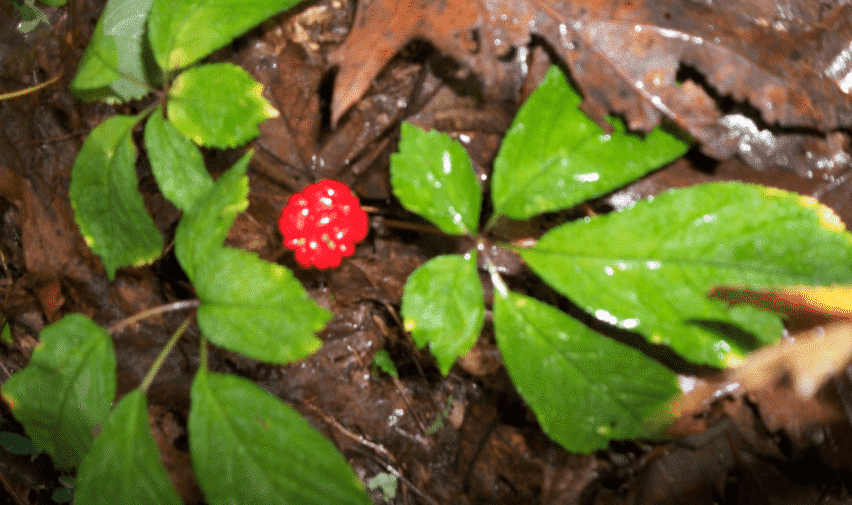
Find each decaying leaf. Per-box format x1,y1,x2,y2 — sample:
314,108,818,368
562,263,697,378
329,0,535,126
669,285,852,422
711,285,852,328
330,0,852,175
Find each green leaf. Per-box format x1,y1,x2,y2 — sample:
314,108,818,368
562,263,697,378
194,247,331,364
171,150,329,363
69,0,159,102
15,0,49,33
491,66,690,221
0,432,42,456
520,182,852,366
189,369,372,505
371,349,399,378
401,254,485,375
51,487,73,504
0,314,116,469
493,289,679,453
167,63,278,148
75,390,182,505
390,123,482,235
148,0,299,70
1,321,10,344
144,107,214,211
70,114,164,279
174,151,250,279
366,472,398,502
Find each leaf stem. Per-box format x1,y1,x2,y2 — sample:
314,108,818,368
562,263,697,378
139,313,194,393
485,257,509,299
370,215,446,235
0,74,62,101
199,335,208,371
484,213,500,232
108,299,200,333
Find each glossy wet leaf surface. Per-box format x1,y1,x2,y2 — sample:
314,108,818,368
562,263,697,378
494,290,679,453
331,0,852,175
521,182,852,366
401,253,485,375
491,66,689,221
5,0,852,503
391,123,482,235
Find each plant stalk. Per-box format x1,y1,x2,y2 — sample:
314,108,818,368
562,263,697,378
139,313,194,393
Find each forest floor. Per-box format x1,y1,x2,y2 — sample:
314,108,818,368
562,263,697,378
2,0,852,503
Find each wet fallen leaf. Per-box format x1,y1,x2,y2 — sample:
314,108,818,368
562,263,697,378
331,0,852,175
670,285,852,421
711,285,852,328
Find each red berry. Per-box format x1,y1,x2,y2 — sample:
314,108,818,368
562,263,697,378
278,180,369,269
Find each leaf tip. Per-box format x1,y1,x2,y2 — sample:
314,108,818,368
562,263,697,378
403,318,415,332
799,195,846,233
82,232,96,249
250,82,278,120
723,352,745,368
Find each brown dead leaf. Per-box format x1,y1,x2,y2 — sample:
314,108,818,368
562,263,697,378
329,0,535,125
330,0,852,175
560,2,852,174
711,285,852,328
669,285,852,425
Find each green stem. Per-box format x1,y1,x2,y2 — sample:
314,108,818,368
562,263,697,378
0,74,61,101
199,335,208,370
485,257,509,299
139,313,194,393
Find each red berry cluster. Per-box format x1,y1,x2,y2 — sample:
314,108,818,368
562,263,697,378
278,180,369,269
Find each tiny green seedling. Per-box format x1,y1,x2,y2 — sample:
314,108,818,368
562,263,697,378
0,320,11,344
371,349,400,378
366,472,398,503
424,397,454,435
14,0,51,33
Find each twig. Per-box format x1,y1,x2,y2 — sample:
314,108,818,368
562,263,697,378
0,470,28,505
302,400,396,462
303,400,439,505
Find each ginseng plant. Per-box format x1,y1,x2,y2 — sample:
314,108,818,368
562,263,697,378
390,65,852,452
